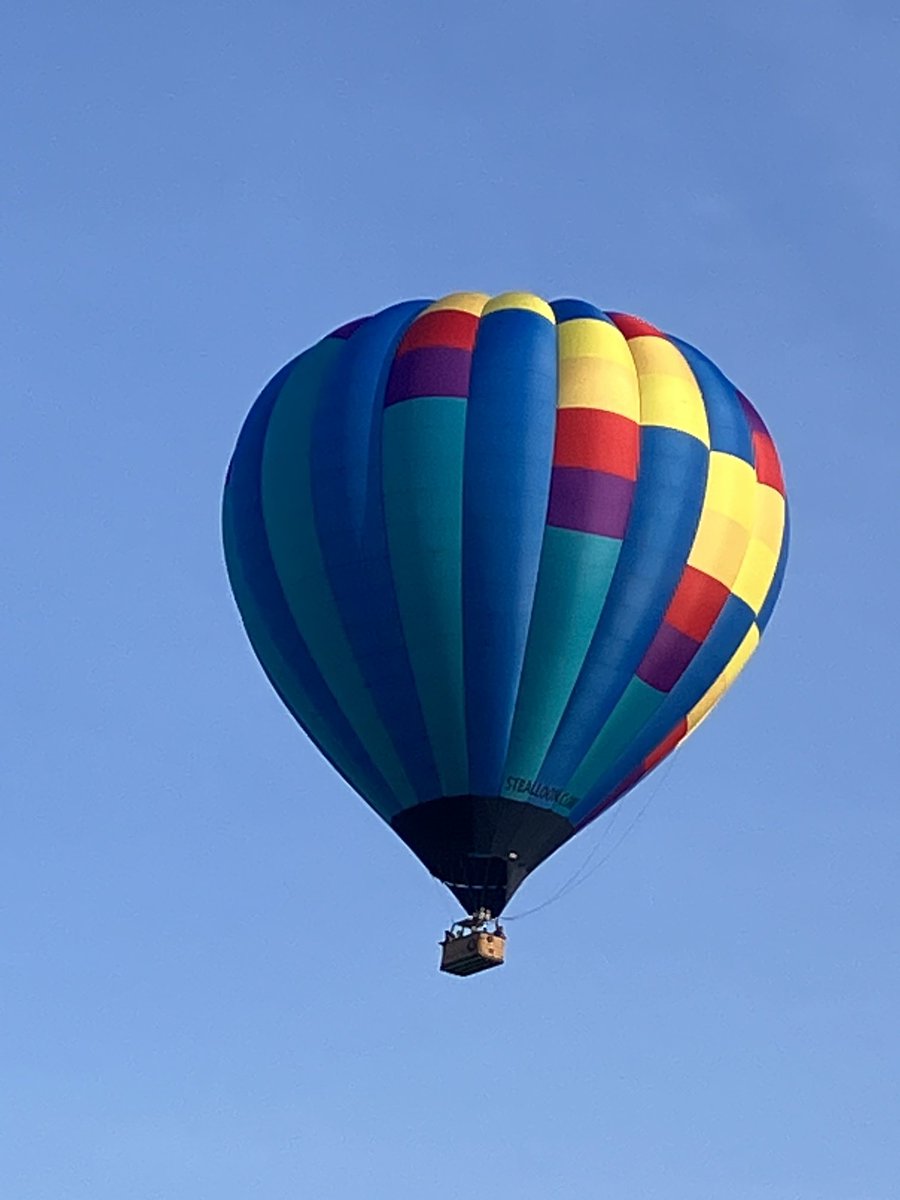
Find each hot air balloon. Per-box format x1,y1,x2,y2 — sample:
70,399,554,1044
222,292,788,975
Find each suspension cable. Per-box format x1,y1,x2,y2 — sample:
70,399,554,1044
504,757,678,922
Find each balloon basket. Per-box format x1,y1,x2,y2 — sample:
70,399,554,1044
439,911,506,977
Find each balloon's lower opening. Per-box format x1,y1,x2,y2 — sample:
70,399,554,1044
391,794,573,917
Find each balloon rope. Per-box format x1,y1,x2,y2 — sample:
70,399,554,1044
504,757,678,922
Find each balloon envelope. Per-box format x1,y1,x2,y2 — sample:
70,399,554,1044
223,292,788,915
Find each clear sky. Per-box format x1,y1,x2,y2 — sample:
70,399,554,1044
4,2,899,1198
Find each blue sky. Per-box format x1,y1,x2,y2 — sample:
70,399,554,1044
4,2,899,1197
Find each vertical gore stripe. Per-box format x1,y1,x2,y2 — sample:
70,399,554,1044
309,300,442,804
463,302,558,796
382,395,470,796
